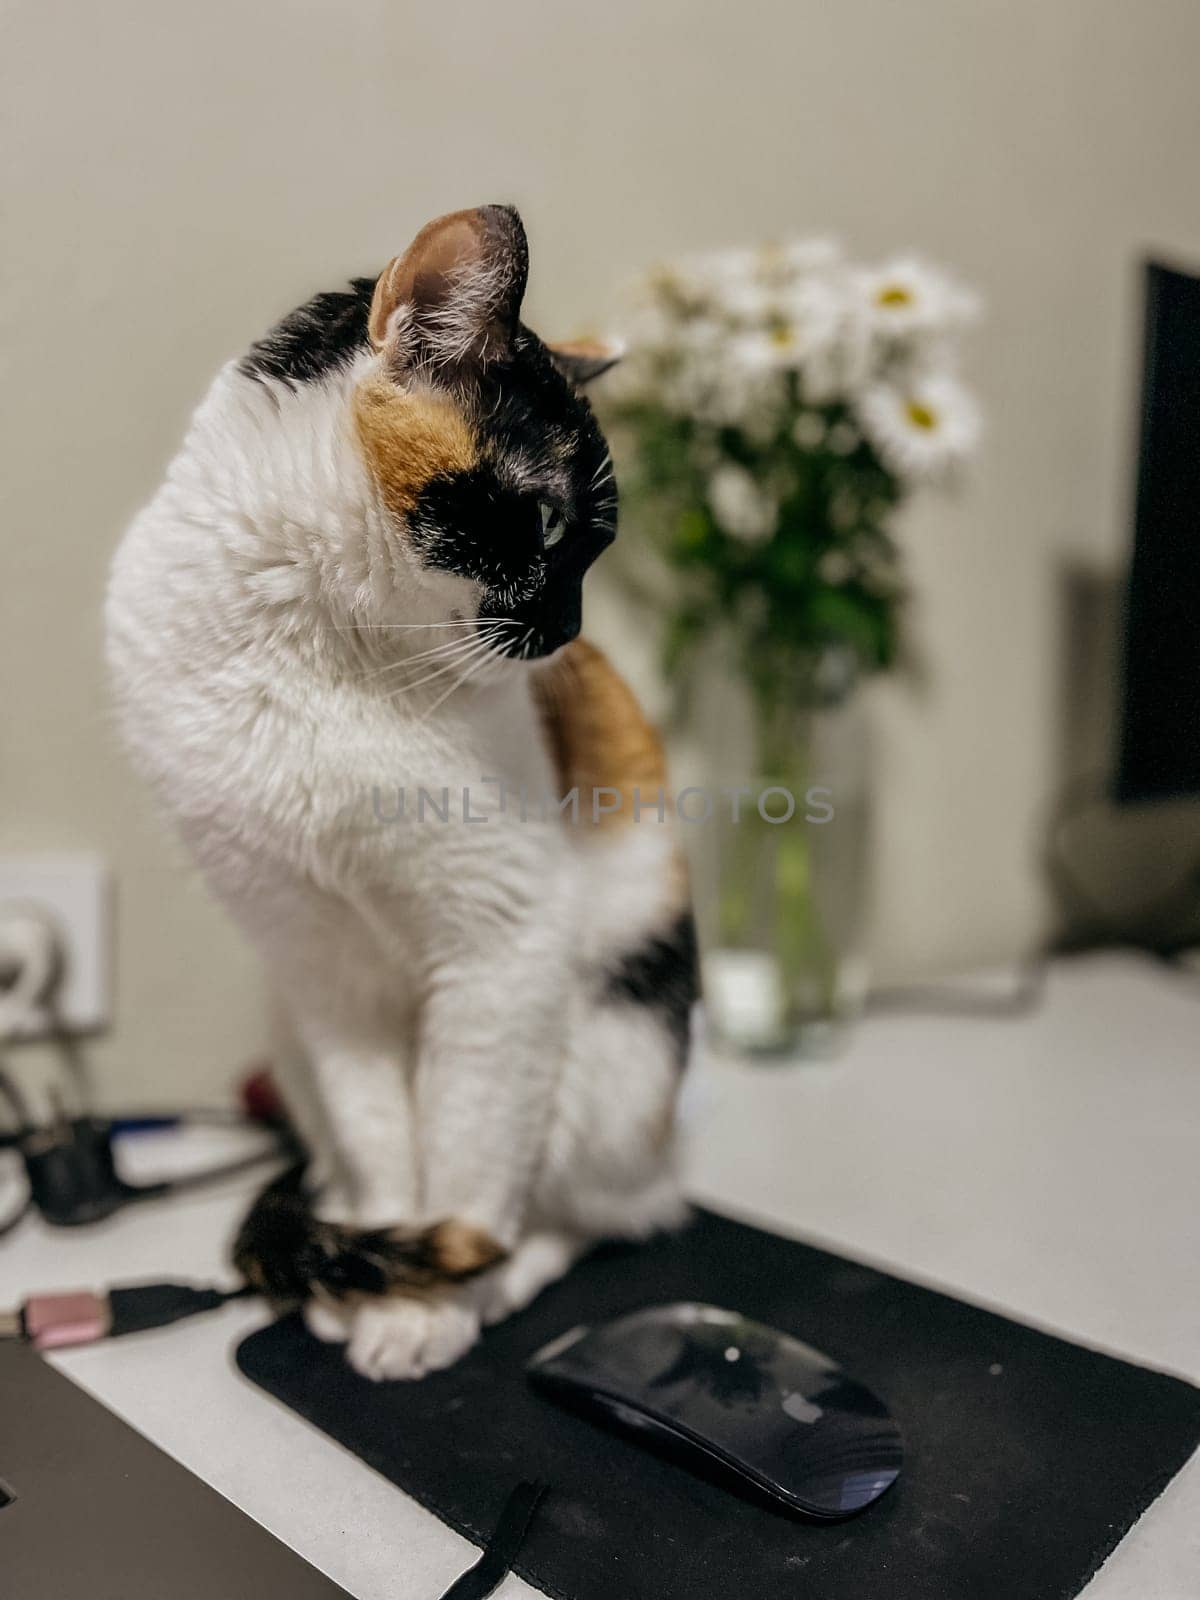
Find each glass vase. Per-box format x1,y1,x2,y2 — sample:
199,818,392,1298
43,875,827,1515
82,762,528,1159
689,656,872,1058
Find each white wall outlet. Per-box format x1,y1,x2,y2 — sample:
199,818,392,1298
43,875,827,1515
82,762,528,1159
0,854,113,1037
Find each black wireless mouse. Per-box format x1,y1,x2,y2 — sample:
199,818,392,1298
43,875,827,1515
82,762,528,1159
527,1302,903,1519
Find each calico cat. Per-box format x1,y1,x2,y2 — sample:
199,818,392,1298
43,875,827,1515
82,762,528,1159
106,206,697,1379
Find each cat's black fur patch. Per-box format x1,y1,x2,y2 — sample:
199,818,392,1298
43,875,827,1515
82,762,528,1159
603,912,699,1067
233,1164,500,1302
409,465,544,599
239,277,376,387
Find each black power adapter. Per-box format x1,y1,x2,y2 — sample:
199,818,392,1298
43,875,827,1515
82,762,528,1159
19,1114,169,1226
0,1071,298,1236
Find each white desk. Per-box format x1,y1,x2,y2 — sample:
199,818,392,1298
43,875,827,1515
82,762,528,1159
2,953,1197,1598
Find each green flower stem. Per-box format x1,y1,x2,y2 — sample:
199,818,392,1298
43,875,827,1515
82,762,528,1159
756,699,839,1025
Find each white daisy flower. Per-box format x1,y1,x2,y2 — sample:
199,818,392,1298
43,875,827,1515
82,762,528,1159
727,327,789,372
782,275,874,402
707,463,776,543
656,342,771,430
724,275,848,377
790,276,856,373
853,256,980,339
715,277,775,323
673,247,761,308
681,240,840,312
858,374,981,479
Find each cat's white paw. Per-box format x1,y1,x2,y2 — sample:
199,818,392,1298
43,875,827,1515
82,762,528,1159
347,1295,481,1381
304,1296,352,1344
477,1230,580,1326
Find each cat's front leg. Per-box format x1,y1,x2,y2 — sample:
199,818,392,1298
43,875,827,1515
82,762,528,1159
218,869,438,1306
299,1024,420,1230
342,906,572,1380
417,914,572,1247
234,1026,422,1314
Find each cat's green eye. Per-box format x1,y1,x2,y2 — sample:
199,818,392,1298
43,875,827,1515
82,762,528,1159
540,501,566,550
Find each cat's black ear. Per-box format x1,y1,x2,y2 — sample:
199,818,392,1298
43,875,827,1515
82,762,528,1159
549,337,624,387
369,205,528,369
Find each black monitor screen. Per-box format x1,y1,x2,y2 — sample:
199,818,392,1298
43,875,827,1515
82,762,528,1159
1114,261,1200,805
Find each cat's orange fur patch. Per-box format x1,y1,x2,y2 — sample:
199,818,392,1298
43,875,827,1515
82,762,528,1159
352,375,477,520
534,638,670,831
548,336,616,365
423,1219,506,1278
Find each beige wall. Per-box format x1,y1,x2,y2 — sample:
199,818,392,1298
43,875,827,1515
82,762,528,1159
3,0,1199,1101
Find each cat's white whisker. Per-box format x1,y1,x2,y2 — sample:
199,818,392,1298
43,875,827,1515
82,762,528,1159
370,646,485,688
344,618,515,632
364,625,511,681
418,638,503,720
383,636,498,701
379,635,492,695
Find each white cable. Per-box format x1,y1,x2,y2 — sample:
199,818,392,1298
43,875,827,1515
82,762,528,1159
0,904,63,1040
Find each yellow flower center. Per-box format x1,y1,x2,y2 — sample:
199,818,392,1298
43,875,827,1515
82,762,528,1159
905,399,939,431
770,324,795,349
877,284,914,308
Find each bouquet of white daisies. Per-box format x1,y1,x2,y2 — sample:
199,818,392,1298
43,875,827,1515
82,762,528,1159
601,240,981,708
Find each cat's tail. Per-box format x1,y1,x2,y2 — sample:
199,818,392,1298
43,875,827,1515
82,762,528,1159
233,1164,506,1303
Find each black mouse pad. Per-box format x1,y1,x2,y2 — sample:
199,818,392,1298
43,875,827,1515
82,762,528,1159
236,1208,1200,1600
